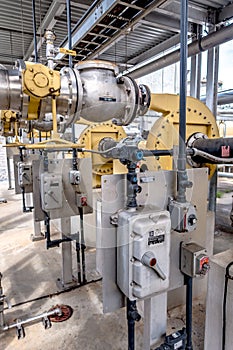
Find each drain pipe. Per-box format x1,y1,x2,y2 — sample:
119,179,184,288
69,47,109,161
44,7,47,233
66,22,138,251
179,2,193,349
125,161,141,350
66,0,85,285
32,0,38,63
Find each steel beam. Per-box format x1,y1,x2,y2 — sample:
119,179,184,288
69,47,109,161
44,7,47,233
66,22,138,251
55,0,120,62
153,0,211,25
218,2,233,22
24,0,66,61
142,12,192,33
128,33,181,65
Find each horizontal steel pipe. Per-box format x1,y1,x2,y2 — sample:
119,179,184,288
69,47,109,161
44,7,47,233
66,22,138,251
126,23,233,79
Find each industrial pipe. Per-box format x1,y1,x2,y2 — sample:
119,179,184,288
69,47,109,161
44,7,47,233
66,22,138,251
79,206,87,284
0,60,150,128
66,0,72,68
177,0,189,204
185,275,193,350
32,0,38,63
125,23,233,79
202,89,233,106
127,299,141,350
218,172,233,178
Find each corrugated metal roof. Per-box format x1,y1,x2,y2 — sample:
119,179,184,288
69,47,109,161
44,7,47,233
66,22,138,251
0,0,232,68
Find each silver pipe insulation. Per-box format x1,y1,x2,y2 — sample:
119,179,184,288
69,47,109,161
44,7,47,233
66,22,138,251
125,23,233,79
218,172,233,178
202,90,233,106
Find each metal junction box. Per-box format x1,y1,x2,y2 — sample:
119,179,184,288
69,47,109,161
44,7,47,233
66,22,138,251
18,162,33,187
40,173,63,211
33,158,93,221
117,206,171,300
180,242,209,277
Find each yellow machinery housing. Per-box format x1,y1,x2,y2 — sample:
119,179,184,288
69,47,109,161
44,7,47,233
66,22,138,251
145,93,219,177
78,122,127,187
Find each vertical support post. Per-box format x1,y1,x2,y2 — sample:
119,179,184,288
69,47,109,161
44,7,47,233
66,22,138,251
206,32,219,212
177,0,189,204
66,0,73,68
190,24,202,98
31,212,44,241
60,217,74,287
143,294,167,349
206,48,215,112
32,0,38,63
190,54,197,97
6,145,13,190
196,52,202,100
196,25,203,100
51,96,58,138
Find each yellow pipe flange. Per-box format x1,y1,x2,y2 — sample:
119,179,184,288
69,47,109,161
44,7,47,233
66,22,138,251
146,93,219,177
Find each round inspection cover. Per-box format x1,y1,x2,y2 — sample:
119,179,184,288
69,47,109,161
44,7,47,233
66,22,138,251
49,304,73,323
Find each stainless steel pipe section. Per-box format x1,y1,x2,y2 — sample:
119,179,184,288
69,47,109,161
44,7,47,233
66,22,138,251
0,60,150,128
0,68,22,111
75,60,150,125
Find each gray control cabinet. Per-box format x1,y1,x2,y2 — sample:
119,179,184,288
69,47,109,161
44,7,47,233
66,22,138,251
117,206,171,300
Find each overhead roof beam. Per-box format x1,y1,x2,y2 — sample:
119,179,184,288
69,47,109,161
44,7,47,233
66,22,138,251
118,1,144,11
218,3,233,22
70,1,91,10
153,0,210,25
127,33,181,65
142,12,193,33
24,0,66,61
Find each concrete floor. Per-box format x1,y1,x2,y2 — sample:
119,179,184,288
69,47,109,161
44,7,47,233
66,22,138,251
0,178,233,350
